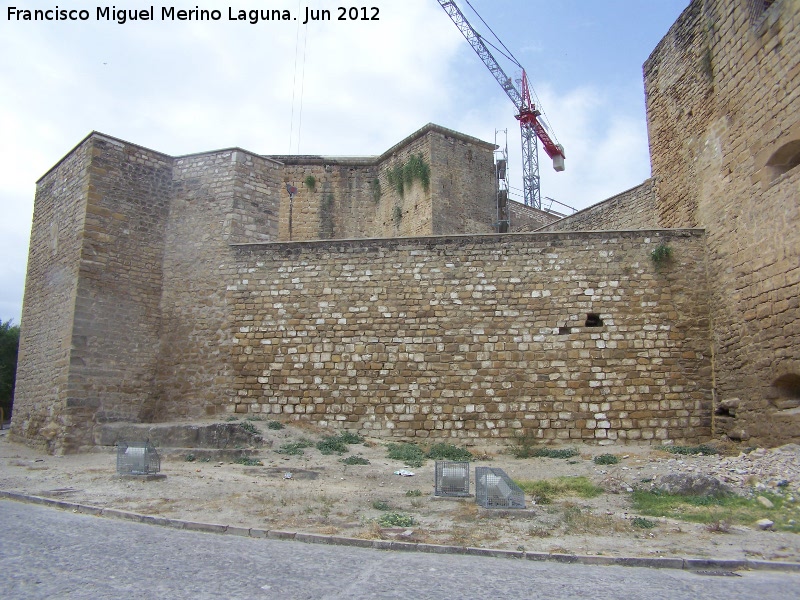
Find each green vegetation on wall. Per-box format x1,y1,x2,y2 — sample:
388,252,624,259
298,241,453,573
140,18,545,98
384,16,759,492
304,175,317,192
386,153,430,197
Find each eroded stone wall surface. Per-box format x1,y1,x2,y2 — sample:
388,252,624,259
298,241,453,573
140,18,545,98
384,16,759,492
228,230,712,444
11,139,92,452
644,0,800,445
155,150,282,423
541,180,659,233
273,125,497,242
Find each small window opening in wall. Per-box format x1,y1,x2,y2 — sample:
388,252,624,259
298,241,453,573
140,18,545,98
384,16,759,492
585,313,603,328
774,374,800,399
766,140,800,181
558,326,571,335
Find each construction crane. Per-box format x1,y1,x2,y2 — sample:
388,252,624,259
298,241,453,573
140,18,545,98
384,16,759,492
436,0,565,210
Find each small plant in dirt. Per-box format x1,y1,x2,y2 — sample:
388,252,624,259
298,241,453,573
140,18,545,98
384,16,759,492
246,416,265,422
531,447,580,459
657,444,719,456
225,416,239,422
317,432,364,455
372,500,391,511
239,421,259,435
185,454,196,462
235,457,263,467
342,455,370,465
405,489,423,497
426,443,473,462
593,454,620,465
386,442,426,467
276,439,314,456
632,517,658,529
378,512,415,528
267,420,284,430
508,430,538,458
705,519,732,533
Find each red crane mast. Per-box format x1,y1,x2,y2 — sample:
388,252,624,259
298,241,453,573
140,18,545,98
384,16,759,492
436,0,565,210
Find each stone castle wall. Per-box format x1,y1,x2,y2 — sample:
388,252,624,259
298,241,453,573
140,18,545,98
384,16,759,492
155,149,282,423
12,139,92,452
228,230,712,444
541,180,658,233
273,125,498,242
644,0,800,444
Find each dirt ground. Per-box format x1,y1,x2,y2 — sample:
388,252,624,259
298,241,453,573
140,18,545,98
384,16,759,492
2,421,799,562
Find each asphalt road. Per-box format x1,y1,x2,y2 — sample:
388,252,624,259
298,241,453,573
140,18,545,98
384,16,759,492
2,499,799,599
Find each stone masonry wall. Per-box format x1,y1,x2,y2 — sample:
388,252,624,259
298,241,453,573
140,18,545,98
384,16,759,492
645,0,800,445
64,136,172,451
273,125,497,242
508,200,562,232
155,149,282,423
227,229,712,445
11,138,92,452
541,180,659,232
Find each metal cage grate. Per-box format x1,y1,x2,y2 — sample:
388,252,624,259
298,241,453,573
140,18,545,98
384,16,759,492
434,461,471,497
116,441,161,476
475,467,525,509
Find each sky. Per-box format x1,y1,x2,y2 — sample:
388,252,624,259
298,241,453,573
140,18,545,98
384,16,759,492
0,0,690,323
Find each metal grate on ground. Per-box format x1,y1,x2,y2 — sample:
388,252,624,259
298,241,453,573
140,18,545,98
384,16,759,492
434,461,471,497
475,466,525,509
116,441,161,476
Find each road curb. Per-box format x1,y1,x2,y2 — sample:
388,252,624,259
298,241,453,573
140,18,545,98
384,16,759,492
2,489,798,573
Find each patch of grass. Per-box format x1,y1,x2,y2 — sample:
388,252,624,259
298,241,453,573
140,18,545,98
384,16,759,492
317,432,364,455
631,490,800,532
246,416,265,422
516,477,603,505
341,455,370,465
372,500,391,511
405,489,423,497
275,439,314,456
225,416,239,422
632,517,658,529
386,443,426,467
185,454,196,462
337,431,364,444
378,512,415,528
234,456,263,466
657,444,719,456
593,454,619,465
426,443,473,462
267,420,284,430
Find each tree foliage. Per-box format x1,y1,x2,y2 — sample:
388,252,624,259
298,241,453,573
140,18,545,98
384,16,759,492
0,319,20,419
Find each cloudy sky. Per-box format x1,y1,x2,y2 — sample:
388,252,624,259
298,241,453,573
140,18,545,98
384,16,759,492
0,0,689,323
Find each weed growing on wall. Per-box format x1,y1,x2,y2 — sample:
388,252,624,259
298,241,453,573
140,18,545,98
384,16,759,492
386,154,430,197
304,175,317,192
650,243,673,268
